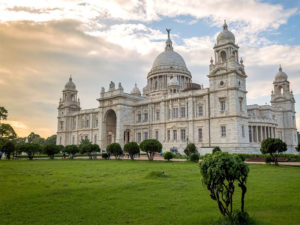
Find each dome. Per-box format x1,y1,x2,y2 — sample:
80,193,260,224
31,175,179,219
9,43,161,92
64,77,76,90
275,65,288,81
168,77,179,87
130,83,141,96
217,21,235,45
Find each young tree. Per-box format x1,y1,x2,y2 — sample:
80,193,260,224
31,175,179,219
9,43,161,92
163,152,174,161
65,145,79,159
2,140,15,159
184,143,197,158
79,140,93,159
43,144,59,159
261,138,287,165
200,152,249,217
212,146,222,154
106,143,123,159
124,142,140,160
140,139,162,161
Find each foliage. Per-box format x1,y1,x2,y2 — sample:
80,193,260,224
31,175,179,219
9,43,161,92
0,123,17,140
106,143,123,159
212,146,222,154
1,140,15,159
0,106,8,121
79,140,99,159
200,152,249,217
296,143,300,153
65,145,79,159
139,139,162,161
43,144,60,159
190,153,200,162
102,152,109,159
45,135,57,145
27,132,45,145
215,211,256,225
16,143,40,159
261,138,287,165
124,142,140,160
264,155,272,164
91,144,100,159
184,143,197,158
163,152,174,161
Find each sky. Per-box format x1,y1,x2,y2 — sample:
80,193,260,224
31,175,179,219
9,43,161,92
0,0,300,138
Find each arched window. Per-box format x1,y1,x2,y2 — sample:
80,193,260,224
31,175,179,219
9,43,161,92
221,51,227,63
233,51,238,62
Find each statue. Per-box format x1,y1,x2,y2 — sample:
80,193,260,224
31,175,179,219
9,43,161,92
166,28,171,40
109,81,115,91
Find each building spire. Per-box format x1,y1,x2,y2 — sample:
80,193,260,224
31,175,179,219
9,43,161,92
165,28,173,51
279,64,282,72
223,20,228,30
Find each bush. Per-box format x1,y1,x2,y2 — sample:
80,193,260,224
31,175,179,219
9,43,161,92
124,142,140,160
212,146,222,154
140,139,162,161
43,144,60,159
102,153,109,160
261,138,287,165
200,152,249,217
190,153,200,162
184,143,197,158
106,143,123,159
65,145,79,159
163,152,174,161
265,155,272,164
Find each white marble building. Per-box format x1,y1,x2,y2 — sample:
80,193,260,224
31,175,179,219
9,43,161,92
57,22,298,154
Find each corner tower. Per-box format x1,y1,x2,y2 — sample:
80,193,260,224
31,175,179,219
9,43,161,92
208,21,249,152
271,66,297,152
57,76,81,145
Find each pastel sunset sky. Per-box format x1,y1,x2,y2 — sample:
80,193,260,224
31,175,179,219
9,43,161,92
0,0,300,138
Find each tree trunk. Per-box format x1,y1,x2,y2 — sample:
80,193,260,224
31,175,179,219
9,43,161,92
240,183,247,212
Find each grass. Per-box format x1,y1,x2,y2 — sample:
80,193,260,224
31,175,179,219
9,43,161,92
0,160,299,225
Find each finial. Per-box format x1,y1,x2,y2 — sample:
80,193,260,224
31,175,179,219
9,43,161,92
279,64,282,72
69,74,72,81
210,57,213,64
165,28,173,51
166,28,171,39
240,57,243,64
223,20,228,30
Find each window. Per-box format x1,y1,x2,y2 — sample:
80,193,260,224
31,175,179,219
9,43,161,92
180,129,186,141
221,126,226,137
249,126,252,142
156,111,160,121
95,119,98,127
239,98,243,112
198,106,203,116
155,131,159,140
167,130,170,141
173,130,177,141
86,120,89,128
220,100,225,111
173,108,178,118
221,51,226,63
85,135,88,140
144,113,148,122
180,107,185,118
198,128,203,142
137,132,141,142
168,109,171,119
94,135,97,144
60,121,64,130
242,125,245,138
59,136,62,145
253,126,257,142
144,132,148,140
137,113,141,122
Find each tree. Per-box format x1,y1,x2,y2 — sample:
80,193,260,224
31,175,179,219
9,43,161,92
184,143,197,158
2,140,15,159
106,143,123,159
16,143,40,160
43,144,59,159
140,139,162,161
200,152,249,217
0,106,8,121
0,124,17,139
45,135,57,145
65,145,79,159
163,152,174,161
190,153,200,162
124,142,140,160
212,146,222,154
91,144,100,159
79,140,94,159
27,132,45,145
261,138,287,165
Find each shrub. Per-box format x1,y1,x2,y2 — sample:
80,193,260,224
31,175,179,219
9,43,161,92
124,142,140,160
106,143,123,159
184,143,197,158
190,153,200,162
200,152,249,217
212,146,222,154
65,145,79,159
163,152,174,161
102,152,109,160
261,138,287,165
140,139,162,161
43,144,60,159
264,155,272,164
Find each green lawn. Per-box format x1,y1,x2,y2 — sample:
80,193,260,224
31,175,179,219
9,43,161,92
0,160,299,225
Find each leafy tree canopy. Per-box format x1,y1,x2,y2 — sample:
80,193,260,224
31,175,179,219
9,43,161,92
0,106,8,121
140,139,162,161
184,143,197,157
124,142,140,160
261,138,287,165
45,135,57,145
106,143,123,159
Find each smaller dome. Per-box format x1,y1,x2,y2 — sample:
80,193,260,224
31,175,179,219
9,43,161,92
217,21,235,45
65,76,76,90
168,77,179,87
130,83,141,96
275,65,288,81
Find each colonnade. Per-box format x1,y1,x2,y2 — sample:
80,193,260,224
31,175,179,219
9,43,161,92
248,125,276,143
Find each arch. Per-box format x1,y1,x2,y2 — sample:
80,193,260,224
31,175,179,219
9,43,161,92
233,50,238,62
105,109,117,146
221,51,227,63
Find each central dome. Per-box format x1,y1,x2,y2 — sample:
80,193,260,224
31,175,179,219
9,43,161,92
152,50,187,71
